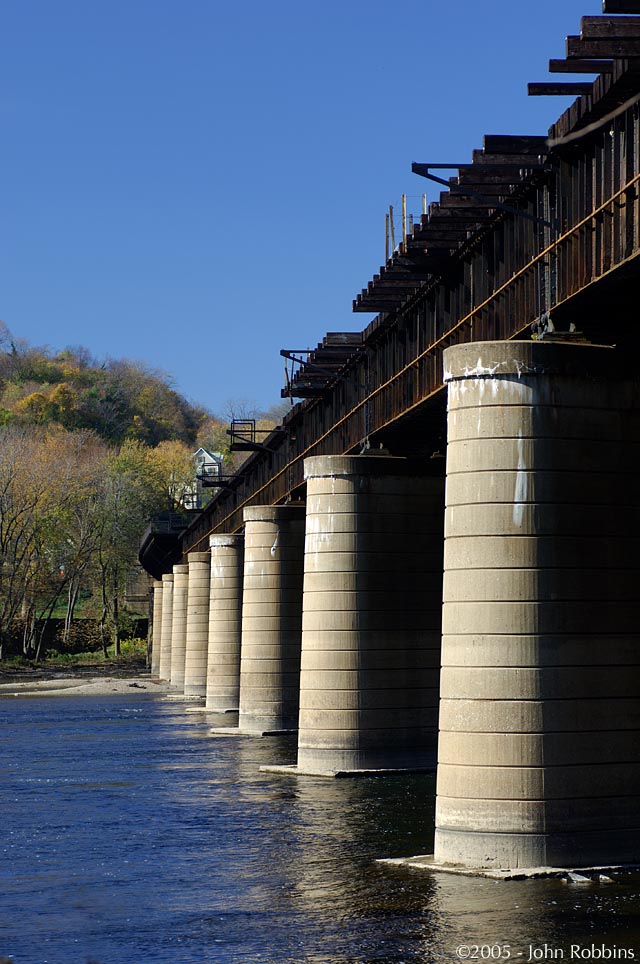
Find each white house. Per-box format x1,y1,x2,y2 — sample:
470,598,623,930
183,448,224,510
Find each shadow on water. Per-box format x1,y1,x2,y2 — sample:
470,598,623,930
1,694,639,964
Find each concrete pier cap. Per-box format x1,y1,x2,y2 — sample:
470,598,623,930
263,453,445,778
390,338,640,877
233,503,306,736
206,533,244,712
442,337,619,382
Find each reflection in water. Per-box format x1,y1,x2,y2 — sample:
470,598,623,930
282,776,438,955
0,694,639,964
426,870,640,960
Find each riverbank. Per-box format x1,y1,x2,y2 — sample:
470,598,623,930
0,664,171,698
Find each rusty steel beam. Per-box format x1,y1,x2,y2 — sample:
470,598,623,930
601,1,640,15
602,0,640,13
549,58,614,73
528,82,594,95
482,134,549,154
567,34,640,56
582,15,640,37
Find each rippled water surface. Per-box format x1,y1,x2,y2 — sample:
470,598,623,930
1,693,640,964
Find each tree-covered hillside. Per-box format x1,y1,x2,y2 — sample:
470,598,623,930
0,323,287,661
0,322,208,446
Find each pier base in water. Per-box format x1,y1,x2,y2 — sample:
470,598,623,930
260,763,435,779
210,726,297,737
377,854,640,881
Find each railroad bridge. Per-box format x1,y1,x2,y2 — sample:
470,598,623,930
172,3,640,548
142,4,640,876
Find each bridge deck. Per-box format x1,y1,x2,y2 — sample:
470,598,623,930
181,9,640,554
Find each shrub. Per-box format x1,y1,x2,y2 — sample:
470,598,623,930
55,620,103,655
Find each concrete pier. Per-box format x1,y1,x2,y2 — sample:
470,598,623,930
206,534,244,712
432,339,640,871
169,563,189,691
150,579,163,677
158,574,174,681
295,454,445,774
288,455,444,774
184,551,211,698
237,504,306,734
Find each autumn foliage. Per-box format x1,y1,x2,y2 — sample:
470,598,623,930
0,335,190,658
0,325,289,659
0,326,208,446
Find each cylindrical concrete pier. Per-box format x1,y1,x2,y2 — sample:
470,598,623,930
239,504,306,734
150,579,163,678
169,563,189,691
297,455,445,772
206,534,244,712
158,574,174,681
435,339,640,870
184,551,211,697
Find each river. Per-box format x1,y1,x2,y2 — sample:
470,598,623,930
1,692,639,964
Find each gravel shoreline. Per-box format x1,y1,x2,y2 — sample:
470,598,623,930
0,674,171,698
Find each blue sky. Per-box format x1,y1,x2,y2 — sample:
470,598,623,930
2,0,599,415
